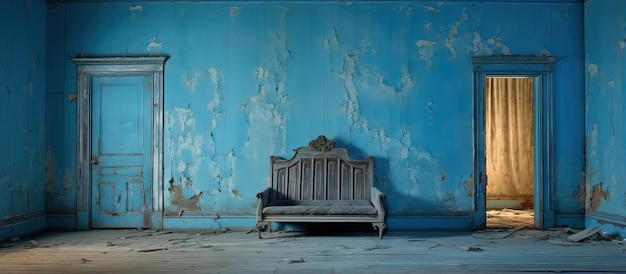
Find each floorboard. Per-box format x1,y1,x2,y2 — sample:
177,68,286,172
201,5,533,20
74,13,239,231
0,228,624,273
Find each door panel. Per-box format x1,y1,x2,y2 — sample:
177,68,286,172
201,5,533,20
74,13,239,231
92,75,152,228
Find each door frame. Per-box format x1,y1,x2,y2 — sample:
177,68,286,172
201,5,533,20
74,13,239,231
73,57,167,230
471,55,555,229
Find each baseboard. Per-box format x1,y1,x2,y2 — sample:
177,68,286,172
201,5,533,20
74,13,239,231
47,212,77,230
162,210,256,230
386,211,474,230
554,211,585,229
585,211,626,237
0,211,47,242
162,210,475,230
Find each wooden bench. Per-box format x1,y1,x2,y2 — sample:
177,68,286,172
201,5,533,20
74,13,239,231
256,136,386,239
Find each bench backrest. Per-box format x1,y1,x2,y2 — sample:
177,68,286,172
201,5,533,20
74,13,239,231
269,144,374,201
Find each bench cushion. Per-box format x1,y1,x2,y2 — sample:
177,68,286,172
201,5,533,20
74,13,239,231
263,200,377,215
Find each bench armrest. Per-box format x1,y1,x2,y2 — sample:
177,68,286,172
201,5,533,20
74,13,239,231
256,187,272,220
370,187,386,218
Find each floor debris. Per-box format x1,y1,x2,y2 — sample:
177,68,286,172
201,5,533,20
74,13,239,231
284,257,305,264
137,247,168,253
567,225,601,242
487,208,534,228
428,242,484,252
1,229,625,272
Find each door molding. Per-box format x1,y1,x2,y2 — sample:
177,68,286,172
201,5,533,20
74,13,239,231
73,57,167,230
471,55,555,229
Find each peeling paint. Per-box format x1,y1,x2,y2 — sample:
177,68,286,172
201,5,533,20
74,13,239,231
587,63,598,80
444,9,468,59
436,190,456,209
167,106,204,200
204,67,238,197
128,4,143,13
471,30,511,56
231,189,243,199
590,183,609,211
229,6,241,19
147,36,162,56
425,101,434,119
535,41,551,56
206,67,223,139
182,70,199,92
421,4,441,15
415,40,437,67
395,6,413,17
240,8,290,160
170,184,200,211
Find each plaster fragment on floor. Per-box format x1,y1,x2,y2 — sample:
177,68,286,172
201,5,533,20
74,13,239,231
567,225,601,242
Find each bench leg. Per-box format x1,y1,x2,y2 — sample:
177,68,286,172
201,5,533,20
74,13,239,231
372,223,386,239
256,221,270,239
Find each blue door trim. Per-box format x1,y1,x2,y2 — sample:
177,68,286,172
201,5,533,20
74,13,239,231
471,56,555,230
73,57,167,230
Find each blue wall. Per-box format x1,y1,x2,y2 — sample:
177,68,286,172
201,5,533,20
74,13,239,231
584,0,626,237
45,1,585,230
0,0,47,241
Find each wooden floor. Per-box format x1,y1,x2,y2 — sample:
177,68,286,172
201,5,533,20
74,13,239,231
1,226,625,273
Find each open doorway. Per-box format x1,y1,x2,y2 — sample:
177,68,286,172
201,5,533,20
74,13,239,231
485,77,534,229
471,55,555,230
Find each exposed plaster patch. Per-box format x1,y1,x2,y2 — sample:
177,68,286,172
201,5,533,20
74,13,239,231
128,4,143,13
436,190,456,209
167,106,204,200
206,67,223,139
471,30,511,56
589,183,609,211
229,6,241,19
425,101,434,119
147,36,162,56
169,184,200,211
231,189,244,199
377,66,414,96
421,4,441,15
424,22,432,31
325,28,368,132
371,127,445,206
360,37,375,55
535,41,551,56
204,67,237,196
182,70,199,92
395,6,413,17
240,67,289,157
444,9,468,59
415,40,437,67
587,63,598,80
241,9,290,160
339,50,367,131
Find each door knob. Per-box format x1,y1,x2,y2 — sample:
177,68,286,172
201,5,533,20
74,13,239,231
91,156,99,165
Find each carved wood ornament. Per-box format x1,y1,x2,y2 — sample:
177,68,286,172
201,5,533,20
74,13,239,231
308,135,335,152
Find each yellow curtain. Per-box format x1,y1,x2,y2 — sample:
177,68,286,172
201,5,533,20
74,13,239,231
485,77,534,197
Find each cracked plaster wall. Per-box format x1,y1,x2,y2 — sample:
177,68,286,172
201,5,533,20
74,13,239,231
45,1,584,226
0,0,47,238
584,0,626,236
